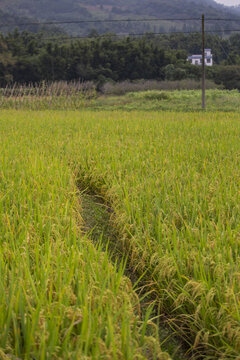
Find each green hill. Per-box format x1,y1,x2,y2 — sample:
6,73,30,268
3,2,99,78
0,7,65,35
0,0,239,35
0,8,27,30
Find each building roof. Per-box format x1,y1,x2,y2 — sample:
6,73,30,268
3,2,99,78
188,55,212,60
187,48,212,59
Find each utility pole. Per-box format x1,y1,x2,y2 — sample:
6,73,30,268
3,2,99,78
202,14,205,110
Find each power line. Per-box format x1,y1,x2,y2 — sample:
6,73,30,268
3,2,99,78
209,29,236,65
1,17,240,29
28,28,240,43
0,18,201,28
206,29,240,33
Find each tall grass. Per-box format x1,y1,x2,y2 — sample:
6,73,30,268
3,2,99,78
93,89,240,112
0,111,168,359
0,85,239,112
0,81,96,110
102,79,220,96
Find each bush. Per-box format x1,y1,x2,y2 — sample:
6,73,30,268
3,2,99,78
210,65,240,90
127,90,170,101
102,79,219,96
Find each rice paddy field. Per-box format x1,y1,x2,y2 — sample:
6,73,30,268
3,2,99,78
1,105,240,359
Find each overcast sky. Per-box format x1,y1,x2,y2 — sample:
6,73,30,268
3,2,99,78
215,0,240,5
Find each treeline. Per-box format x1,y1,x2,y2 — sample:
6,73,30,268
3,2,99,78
0,30,240,89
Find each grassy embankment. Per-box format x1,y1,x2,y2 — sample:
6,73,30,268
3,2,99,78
0,88,239,112
1,110,240,359
91,89,240,112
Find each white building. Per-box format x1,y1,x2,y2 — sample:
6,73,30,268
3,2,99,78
188,49,213,66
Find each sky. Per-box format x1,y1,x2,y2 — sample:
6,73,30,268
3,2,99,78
215,0,240,5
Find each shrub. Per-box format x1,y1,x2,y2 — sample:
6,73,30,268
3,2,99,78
102,79,219,96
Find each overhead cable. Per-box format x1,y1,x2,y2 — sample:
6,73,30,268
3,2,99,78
1,17,240,29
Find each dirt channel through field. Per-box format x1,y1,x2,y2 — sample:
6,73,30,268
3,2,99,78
80,189,188,360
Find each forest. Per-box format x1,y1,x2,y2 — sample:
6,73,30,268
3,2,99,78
0,30,240,90
1,0,240,35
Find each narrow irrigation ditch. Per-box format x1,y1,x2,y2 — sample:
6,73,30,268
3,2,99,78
79,186,188,360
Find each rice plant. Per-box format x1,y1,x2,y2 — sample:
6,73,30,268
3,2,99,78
1,108,240,358
0,111,168,360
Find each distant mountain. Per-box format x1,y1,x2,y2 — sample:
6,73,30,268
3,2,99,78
230,4,240,14
0,0,239,35
0,4,65,35
0,8,27,32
